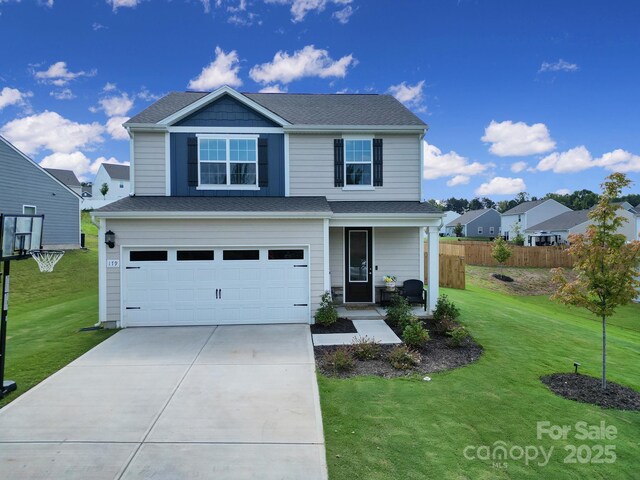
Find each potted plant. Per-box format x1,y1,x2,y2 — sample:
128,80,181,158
383,275,397,291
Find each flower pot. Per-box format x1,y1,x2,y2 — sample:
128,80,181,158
385,282,396,291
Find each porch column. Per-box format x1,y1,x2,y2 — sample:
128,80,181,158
323,218,331,293
426,226,440,313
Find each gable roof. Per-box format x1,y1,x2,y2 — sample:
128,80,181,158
501,199,549,216
526,210,590,232
125,88,427,128
446,209,497,227
102,163,130,180
45,168,81,187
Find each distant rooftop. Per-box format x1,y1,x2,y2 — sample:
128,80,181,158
446,209,496,227
45,168,81,187
526,210,590,232
501,199,548,216
102,163,130,180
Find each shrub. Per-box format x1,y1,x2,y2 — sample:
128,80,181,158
322,346,354,373
314,291,338,326
433,294,460,333
351,336,382,360
387,345,422,370
402,320,430,348
385,294,414,330
447,326,470,348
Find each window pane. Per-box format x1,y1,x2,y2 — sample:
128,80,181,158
345,140,372,163
130,251,168,262
268,249,304,260
346,164,372,185
223,250,259,260
230,139,256,163
200,139,226,161
200,162,227,185
177,250,214,261
349,231,368,282
230,163,256,185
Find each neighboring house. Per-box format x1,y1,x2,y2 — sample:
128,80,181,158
45,168,82,196
93,163,130,200
82,185,93,198
0,135,81,249
612,201,637,214
444,208,500,238
440,211,460,235
525,207,638,246
501,199,571,242
92,85,443,328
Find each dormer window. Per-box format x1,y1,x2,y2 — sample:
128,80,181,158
197,134,259,190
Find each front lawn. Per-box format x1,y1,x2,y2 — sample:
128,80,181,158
319,283,640,479
0,212,116,408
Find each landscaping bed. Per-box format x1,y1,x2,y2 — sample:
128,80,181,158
310,317,356,334
541,373,640,411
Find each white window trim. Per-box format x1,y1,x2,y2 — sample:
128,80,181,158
478,226,484,234
196,133,260,191
23,205,37,214
489,226,495,234
343,137,374,190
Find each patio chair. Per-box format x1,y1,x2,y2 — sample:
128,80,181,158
399,279,426,311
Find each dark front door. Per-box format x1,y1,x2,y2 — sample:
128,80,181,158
344,227,373,303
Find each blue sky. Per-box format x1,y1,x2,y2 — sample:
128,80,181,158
0,0,638,201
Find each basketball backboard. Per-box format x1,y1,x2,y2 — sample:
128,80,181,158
0,214,44,261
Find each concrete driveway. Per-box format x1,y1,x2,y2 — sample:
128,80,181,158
0,325,327,479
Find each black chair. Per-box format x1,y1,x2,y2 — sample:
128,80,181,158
399,279,426,311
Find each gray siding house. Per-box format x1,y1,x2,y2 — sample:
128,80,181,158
445,208,500,237
0,136,81,249
92,85,444,328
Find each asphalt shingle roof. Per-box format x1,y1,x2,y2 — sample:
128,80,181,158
501,199,547,216
446,209,495,227
125,91,427,127
329,201,441,215
45,168,81,187
526,210,590,232
102,163,130,181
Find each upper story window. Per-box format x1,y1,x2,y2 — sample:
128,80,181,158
344,139,372,187
198,135,258,190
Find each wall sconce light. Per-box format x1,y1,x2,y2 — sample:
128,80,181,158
105,230,116,249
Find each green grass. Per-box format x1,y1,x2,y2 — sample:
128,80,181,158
319,283,640,479
0,212,116,408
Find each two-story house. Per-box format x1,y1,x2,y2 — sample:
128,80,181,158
93,163,131,201
92,86,443,328
500,199,571,243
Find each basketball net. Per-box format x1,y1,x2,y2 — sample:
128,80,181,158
30,250,64,273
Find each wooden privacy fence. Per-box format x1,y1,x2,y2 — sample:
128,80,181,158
435,242,573,268
424,253,466,289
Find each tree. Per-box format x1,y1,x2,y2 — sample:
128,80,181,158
453,223,464,237
444,197,469,215
492,236,512,275
512,221,525,246
100,182,109,199
481,197,496,209
552,173,640,389
426,199,444,211
468,197,483,211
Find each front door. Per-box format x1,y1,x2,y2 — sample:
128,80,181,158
344,227,373,302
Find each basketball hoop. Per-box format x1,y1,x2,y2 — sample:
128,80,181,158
30,250,64,273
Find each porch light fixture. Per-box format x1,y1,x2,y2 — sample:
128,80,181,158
105,230,116,249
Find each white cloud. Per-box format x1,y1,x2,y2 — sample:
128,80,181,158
423,142,492,183
250,45,355,85
475,177,527,196
387,80,426,112
103,82,117,92
482,120,556,157
39,152,128,181
105,116,130,140
50,88,76,100
510,161,527,173
188,46,243,90
107,0,140,11
536,146,593,173
137,87,161,101
0,87,32,110
201,0,211,12
555,188,571,195
539,59,578,73
92,22,107,31
258,84,288,93
0,111,104,155
265,0,353,23
595,149,640,173
34,61,96,86
332,5,354,23
99,93,134,116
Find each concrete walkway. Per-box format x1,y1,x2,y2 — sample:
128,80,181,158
0,325,327,480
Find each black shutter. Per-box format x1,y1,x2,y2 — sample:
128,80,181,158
373,138,383,186
258,137,268,188
334,139,344,187
187,136,198,187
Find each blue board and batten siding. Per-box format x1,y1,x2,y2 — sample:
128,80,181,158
170,95,285,196
0,139,80,247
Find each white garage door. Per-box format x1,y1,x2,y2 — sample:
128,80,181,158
122,247,309,327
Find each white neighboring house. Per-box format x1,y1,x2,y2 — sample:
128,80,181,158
501,199,571,243
440,211,460,235
93,164,130,201
525,207,638,246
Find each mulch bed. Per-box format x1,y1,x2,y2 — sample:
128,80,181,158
541,373,640,411
315,319,483,378
310,317,357,334
492,273,514,282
